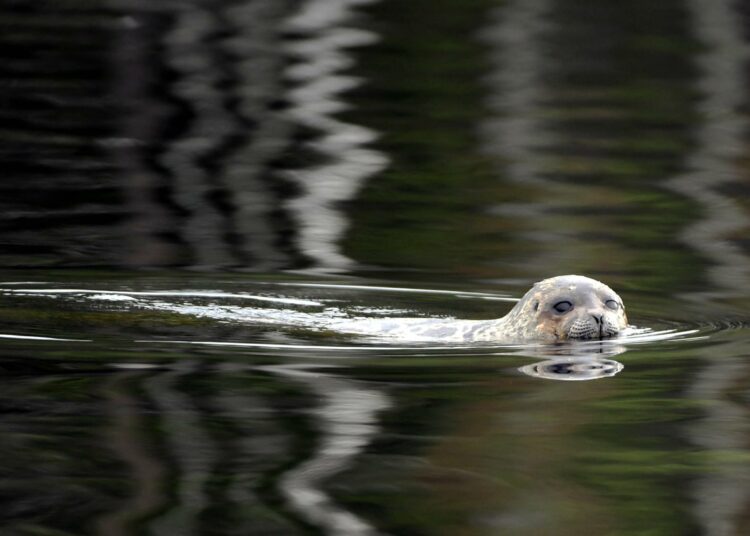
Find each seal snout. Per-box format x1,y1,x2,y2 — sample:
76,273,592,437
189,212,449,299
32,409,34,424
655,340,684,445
590,312,606,338
567,317,600,340
566,312,620,340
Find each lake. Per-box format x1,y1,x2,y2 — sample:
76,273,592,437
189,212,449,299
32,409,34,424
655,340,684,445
1,0,750,534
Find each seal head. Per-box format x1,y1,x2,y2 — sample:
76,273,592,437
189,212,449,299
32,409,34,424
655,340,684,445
499,275,628,342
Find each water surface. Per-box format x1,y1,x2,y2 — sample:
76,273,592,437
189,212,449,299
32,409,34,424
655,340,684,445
2,0,750,534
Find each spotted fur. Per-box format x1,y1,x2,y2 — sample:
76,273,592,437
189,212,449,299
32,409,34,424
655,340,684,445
342,275,628,343
469,275,628,342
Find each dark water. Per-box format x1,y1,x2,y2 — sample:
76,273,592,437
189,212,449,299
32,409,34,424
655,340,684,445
2,0,750,534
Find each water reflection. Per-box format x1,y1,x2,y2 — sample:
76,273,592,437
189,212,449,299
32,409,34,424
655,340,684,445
145,361,218,535
478,0,553,188
477,0,706,286
282,0,389,272
519,358,623,381
111,6,184,268
675,2,750,534
685,344,750,536
113,1,300,269
4,0,750,534
514,337,626,381
97,370,168,536
265,364,390,535
217,0,299,270
159,3,250,268
477,0,614,279
0,0,388,271
96,361,389,535
667,0,750,304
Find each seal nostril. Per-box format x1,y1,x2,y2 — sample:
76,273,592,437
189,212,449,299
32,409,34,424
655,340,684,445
591,314,602,325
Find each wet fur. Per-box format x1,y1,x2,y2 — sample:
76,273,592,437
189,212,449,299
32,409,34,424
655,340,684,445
467,275,628,342
343,275,628,343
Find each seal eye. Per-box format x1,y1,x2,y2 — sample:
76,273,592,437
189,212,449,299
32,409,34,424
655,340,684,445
605,299,619,310
553,301,573,313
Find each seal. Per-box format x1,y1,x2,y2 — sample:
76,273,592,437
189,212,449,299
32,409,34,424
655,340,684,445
469,274,628,342
340,275,628,343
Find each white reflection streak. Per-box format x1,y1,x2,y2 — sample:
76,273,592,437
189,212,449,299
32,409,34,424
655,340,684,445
220,0,294,269
0,287,322,306
685,350,750,536
477,0,572,269
283,0,389,271
0,333,90,342
161,4,235,268
677,2,750,534
264,365,390,535
478,0,553,187
668,0,750,300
